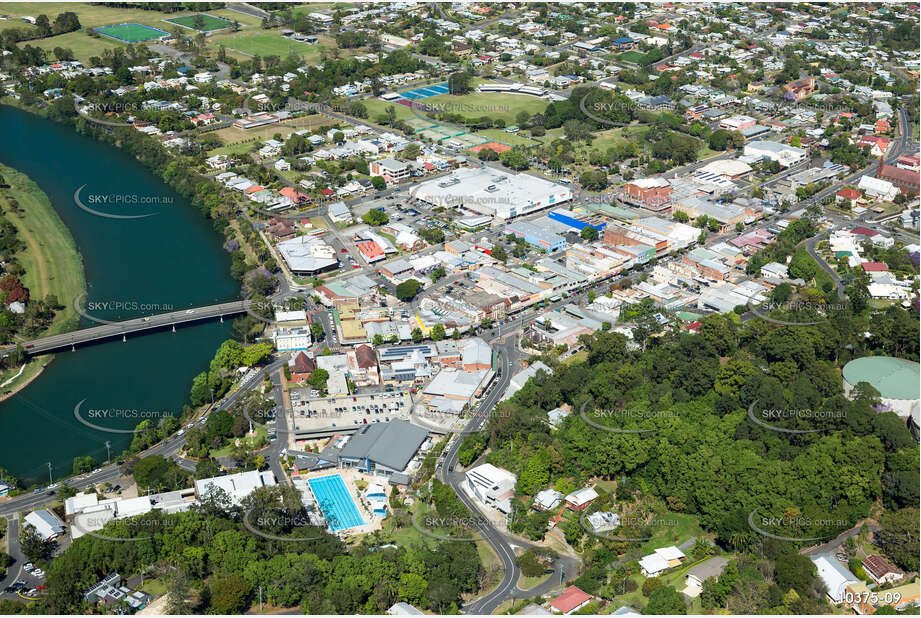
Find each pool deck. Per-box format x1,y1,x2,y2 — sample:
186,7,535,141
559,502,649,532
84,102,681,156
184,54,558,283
301,468,384,537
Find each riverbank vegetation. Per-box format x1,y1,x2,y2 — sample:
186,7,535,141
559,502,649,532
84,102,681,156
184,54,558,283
0,163,86,397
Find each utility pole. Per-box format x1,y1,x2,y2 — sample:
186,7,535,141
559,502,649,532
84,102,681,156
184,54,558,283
259,586,263,612
46,462,52,486
105,441,111,464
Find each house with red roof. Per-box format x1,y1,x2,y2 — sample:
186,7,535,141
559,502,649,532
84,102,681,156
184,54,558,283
861,262,889,273
857,135,890,157
550,587,592,614
288,351,317,383
357,240,385,262
835,188,862,204
280,186,310,204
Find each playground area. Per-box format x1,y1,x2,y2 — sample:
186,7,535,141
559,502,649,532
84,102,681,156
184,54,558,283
94,22,169,42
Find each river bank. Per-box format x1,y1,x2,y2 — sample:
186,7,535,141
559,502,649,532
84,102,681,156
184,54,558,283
0,162,86,399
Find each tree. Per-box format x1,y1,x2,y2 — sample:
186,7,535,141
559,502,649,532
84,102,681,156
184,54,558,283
411,328,424,343
310,322,325,341
876,508,919,571
362,209,389,226
580,226,599,241
370,176,386,191
20,524,52,562
431,324,446,341
166,568,191,615
787,249,817,281
774,554,817,596
644,585,686,614
72,455,97,475
395,279,422,301
209,574,251,613
307,368,329,393
491,245,508,262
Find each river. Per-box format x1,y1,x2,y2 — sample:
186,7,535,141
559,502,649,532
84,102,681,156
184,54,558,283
0,105,238,483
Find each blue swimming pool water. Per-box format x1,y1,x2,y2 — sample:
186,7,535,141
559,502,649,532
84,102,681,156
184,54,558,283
308,474,366,531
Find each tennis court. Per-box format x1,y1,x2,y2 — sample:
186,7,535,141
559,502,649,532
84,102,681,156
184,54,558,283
94,23,169,43
398,82,450,101
308,474,366,532
165,14,231,32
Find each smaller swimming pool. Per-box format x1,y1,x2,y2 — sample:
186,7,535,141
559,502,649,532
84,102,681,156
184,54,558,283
308,474,366,531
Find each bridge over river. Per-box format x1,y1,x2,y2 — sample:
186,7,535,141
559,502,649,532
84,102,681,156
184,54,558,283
3,300,251,356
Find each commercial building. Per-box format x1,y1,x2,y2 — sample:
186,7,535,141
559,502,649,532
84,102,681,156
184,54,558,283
620,177,671,211
276,235,339,275
370,158,410,184
338,420,429,483
24,509,65,541
744,140,807,168
465,463,516,512
505,220,567,253
194,469,277,505
409,167,572,219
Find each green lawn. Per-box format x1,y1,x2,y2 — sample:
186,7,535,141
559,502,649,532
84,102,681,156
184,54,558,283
616,50,649,65
420,92,549,124
220,33,322,60
28,29,129,63
475,129,537,147
362,98,418,125
209,426,267,457
164,13,231,32
0,163,85,337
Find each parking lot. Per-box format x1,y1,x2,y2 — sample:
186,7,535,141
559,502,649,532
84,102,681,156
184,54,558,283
289,389,413,431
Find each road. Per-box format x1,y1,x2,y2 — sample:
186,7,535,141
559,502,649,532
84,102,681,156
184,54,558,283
3,300,250,357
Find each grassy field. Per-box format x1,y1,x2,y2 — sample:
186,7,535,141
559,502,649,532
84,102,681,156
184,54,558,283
220,32,322,60
164,13,231,32
362,98,418,125
420,92,549,124
208,115,335,153
475,128,538,147
0,163,85,336
28,29,129,63
616,50,649,65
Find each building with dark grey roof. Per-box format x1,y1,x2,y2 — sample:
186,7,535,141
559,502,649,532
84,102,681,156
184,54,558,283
338,420,429,482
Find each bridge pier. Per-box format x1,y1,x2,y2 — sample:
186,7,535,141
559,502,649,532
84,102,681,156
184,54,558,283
172,324,176,333
72,344,75,352
122,335,126,342
220,315,223,323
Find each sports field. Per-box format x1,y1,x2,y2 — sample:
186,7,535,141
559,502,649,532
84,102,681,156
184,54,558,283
221,33,318,59
420,92,549,124
616,50,649,64
95,22,168,42
164,13,231,32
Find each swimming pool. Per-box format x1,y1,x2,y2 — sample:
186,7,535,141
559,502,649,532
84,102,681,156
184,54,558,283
308,474,366,531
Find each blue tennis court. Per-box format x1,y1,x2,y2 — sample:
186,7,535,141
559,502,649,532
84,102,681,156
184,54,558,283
308,474,365,531
399,82,450,100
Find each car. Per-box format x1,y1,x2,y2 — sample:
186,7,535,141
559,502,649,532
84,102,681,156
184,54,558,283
363,418,368,424
33,570,44,578
33,488,44,494
185,309,195,314
23,563,33,572
111,485,121,492
340,248,348,253
142,317,151,322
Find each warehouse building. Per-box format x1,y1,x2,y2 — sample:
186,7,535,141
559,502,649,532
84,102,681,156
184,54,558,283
409,167,572,219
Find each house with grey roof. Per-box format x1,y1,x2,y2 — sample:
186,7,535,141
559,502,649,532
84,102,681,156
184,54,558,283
683,557,729,597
